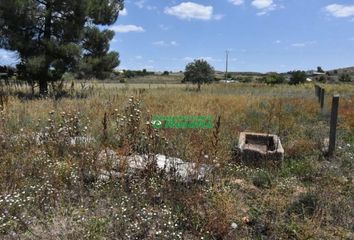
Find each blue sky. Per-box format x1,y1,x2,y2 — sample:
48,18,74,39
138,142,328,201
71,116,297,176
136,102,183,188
1,0,354,72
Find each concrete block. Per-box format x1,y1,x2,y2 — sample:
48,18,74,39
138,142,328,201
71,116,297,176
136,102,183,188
238,132,284,167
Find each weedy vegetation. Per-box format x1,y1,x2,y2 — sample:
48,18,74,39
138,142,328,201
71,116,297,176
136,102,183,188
0,82,353,239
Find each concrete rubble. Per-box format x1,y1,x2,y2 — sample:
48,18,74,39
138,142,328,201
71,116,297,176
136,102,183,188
97,149,211,182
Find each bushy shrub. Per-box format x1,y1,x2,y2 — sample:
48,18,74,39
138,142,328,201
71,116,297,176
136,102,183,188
289,71,307,85
339,73,352,82
264,73,285,85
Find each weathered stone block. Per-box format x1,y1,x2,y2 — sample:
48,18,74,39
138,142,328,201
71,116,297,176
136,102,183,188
238,132,284,167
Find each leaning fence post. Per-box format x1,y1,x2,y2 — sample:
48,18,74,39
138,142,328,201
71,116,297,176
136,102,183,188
320,88,325,110
328,95,340,156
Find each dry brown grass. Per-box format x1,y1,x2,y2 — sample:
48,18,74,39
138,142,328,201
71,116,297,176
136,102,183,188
0,82,353,239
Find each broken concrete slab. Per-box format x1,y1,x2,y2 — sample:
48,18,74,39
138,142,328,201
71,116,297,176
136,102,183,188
97,150,211,182
237,132,284,167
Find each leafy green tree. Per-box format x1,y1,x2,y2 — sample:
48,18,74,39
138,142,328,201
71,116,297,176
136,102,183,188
78,27,120,79
289,70,307,85
264,73,285,85
339,73,352,82
0,0,124,95
184,59,214,91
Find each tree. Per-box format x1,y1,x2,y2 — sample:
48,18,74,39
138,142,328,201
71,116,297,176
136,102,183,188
264,73,285,85
289,71,307,85
339,73,352,82
78,27,120,79
0,0,124,95
317,66,324,73
184,59,214,91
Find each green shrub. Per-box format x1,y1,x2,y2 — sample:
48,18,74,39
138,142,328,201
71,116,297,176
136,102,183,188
289,71,306,85
339,73,352,82
264,73,285,85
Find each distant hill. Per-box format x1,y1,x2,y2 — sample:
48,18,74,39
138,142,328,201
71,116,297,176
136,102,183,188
329,66,354,75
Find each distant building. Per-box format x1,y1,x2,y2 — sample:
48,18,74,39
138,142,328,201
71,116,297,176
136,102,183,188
220,80,239,83
306,70,325,77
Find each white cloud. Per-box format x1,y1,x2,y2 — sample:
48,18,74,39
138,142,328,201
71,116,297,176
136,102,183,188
164,2,214,20
274,40,281,44
252,0,273,9
153,41,178,47
135,56,143,60
251,0,279,15
291,41,317,47
325,4,354,18
120,8,127,16
135,0,145,9
229,0,244,6
109,25,145,33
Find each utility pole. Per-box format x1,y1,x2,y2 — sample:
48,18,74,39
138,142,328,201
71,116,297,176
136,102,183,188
225,50,229,80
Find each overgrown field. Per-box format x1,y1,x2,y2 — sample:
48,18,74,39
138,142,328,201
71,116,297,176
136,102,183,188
0,82,353,239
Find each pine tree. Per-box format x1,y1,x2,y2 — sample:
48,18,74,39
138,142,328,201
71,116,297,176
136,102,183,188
78,26,120,79
0,0,123,95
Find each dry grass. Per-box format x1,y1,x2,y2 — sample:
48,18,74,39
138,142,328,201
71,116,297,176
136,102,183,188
0,81,353,239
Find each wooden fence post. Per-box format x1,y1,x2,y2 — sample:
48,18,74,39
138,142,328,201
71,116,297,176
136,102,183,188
320,88,325,110
315,85,319,98
328,95,340,156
